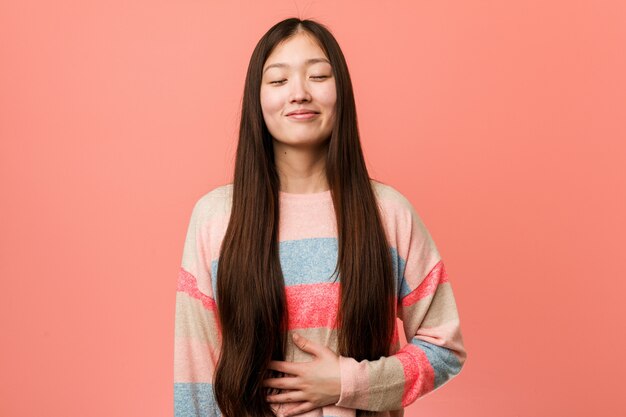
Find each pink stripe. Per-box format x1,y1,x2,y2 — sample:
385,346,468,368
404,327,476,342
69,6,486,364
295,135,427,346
179,268,400,344
401,260,448,307
285,283,400,344
396,343,435,406
286,283,340,329
392,320,399,345
177,267,218,313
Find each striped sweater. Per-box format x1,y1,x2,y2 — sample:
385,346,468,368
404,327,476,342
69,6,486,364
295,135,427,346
174,180,467,417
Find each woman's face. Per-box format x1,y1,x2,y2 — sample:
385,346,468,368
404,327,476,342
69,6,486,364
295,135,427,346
260,32,336,148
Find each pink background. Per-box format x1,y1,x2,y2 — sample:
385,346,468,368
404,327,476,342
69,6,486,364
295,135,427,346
1,1,625,416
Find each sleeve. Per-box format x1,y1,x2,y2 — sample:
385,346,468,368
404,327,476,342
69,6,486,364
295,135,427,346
334,202,467,411
173,197,223,417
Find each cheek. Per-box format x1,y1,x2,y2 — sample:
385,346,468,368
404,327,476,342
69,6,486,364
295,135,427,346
260,89,283,117
317,83,337,109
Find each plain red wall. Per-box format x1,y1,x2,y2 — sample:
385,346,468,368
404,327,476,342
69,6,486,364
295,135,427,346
1,1,624,416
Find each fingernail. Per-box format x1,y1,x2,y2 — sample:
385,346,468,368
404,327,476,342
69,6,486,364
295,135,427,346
293,332,299,339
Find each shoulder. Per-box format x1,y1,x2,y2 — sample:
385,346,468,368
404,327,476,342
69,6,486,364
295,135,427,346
369,178,435,246
370,178,419,219
190,182,233,224
370,179,441,269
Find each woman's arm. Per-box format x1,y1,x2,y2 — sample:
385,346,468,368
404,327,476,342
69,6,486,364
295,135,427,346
335,261,466,411
174,197,223,417
334,203,467,412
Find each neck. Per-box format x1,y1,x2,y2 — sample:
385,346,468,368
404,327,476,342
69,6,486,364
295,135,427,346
273,141,329,193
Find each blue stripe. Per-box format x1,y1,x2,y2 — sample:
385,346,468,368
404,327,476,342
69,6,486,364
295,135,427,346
410,338,462,389
174,382,220,417
211,237,410,301
279,237,341,284
395,248,411,298
175,382,342,416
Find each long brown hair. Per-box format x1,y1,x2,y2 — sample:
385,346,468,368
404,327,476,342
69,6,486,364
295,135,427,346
214,17,396,417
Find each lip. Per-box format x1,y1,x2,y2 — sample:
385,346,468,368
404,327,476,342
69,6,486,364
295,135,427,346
287,112,319,120
285,109,320,116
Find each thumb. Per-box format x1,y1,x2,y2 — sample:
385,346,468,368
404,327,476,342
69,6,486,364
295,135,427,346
292,332,322,357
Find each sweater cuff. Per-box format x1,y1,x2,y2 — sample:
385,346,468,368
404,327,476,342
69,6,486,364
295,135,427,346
334,355,370,409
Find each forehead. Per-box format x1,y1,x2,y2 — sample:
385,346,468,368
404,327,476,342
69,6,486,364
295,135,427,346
263,32,330,72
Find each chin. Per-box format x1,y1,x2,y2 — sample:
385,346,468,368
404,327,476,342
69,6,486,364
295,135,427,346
274,136,326,147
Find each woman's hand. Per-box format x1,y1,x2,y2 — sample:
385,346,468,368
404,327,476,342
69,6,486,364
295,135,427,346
263,332,341,417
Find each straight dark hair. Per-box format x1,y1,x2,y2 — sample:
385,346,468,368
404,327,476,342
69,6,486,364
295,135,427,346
214,17,396,417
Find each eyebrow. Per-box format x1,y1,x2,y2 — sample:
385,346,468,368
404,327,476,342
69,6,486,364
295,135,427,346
263,58,331,73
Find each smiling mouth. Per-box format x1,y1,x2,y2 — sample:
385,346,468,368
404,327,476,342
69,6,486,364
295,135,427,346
286,112,319,120
286,111,319,115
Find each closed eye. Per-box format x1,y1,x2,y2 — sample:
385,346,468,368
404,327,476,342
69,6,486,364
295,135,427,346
269,75,329,85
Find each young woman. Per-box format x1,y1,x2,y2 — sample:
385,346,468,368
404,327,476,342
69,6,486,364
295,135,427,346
174,17,467,417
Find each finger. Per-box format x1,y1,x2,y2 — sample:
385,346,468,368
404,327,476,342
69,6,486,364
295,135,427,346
281,401,316,417
292,333,323,357
265,389,306,404
266,360,299,375
262,376,299,389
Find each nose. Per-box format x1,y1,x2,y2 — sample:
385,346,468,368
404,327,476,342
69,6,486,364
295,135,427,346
289,75,311,103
